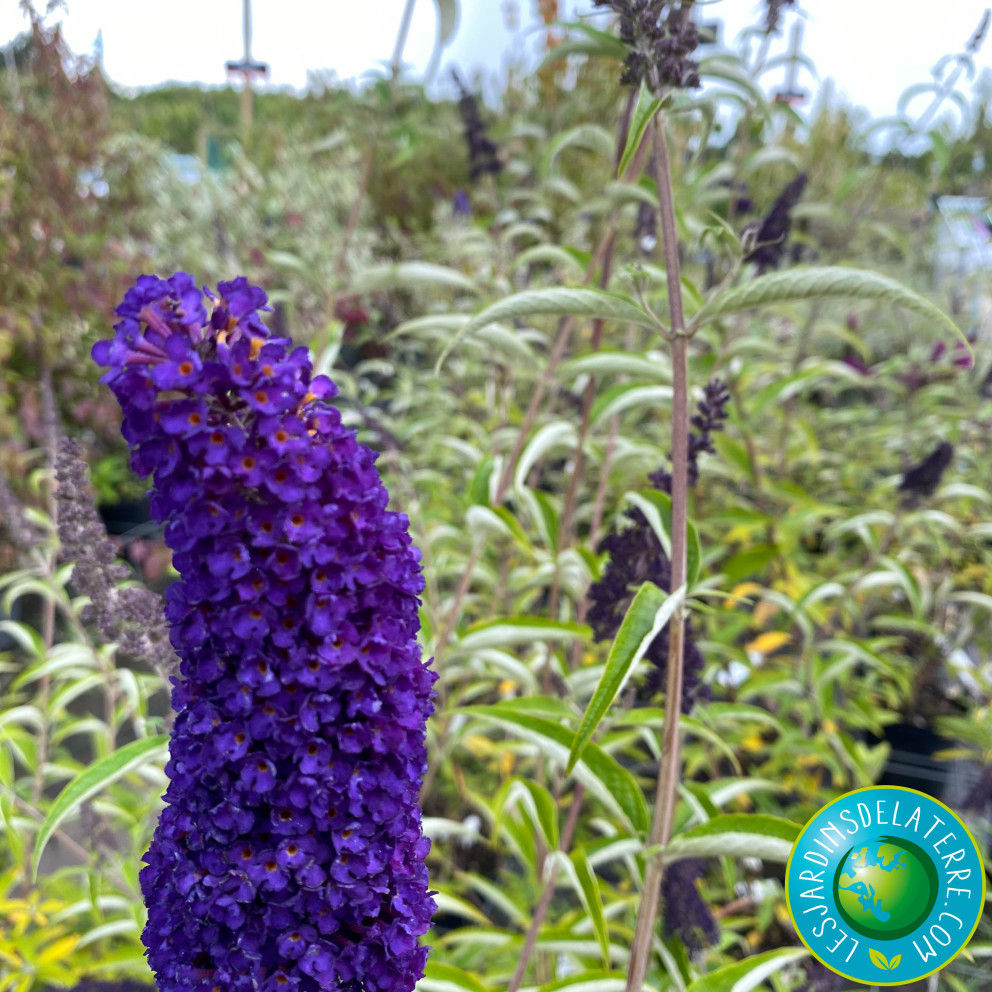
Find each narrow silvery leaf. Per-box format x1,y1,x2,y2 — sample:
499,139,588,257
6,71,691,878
684,947,808,992
514,244,587,277
32,735,168,880
463,705,650,834
542,124,617,175
420,961,491,992
624,492,672,558
452,617,588,655
348,261,479,296
658,813,801,864
691,266,967,352
430,891,492,927
698,53,769,110
537,21,627,68
708,778,785,808
568,582,685,773
559,350,669,382
566,848,611,967
514,420,578,493
618,82,664,178
436,288,656,372
497,777,559,851
590,383,674,428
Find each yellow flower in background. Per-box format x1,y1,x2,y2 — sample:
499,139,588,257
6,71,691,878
745,631,791,656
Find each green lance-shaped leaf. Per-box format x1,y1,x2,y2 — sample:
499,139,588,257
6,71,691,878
656,813,801,864
537,21,627,69
569,847,610,967
496,776,559,850
465,505,530,550
0,619,45,658
708,777,785,808
456,870,530,927
514,420,579,493
265,249,316,283
526,487,560,550
388,314,534,364
559,350,669,383
431,890,493,927
515,244,588,278
534,971,628,992
32,734,169,880
463,705,650,834
347,261,479,296
615,709,742,770
451,617,589,656
618,82,664,178
684,947,808,992
568,582,685,773
624,489,701,590
542,123,617,176
698,53,769,110
420,960,491,992
435,288,657,373
468,455,495,508
691,266,969,351
423,817,485,847
590,383,674,428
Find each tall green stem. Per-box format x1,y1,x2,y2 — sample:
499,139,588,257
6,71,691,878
625,109,690,992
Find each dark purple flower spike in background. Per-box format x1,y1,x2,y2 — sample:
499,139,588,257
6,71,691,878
94,273,437,992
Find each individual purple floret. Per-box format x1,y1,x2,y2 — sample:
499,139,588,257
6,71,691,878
93,273,437,992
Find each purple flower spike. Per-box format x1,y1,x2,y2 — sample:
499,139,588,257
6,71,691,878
94,274,437,992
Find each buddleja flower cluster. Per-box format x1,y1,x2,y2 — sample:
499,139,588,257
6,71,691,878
898,441,953,506
660,858,719,952
93,273,437,992
593,0,701,90
742,173,807,273
586,380,730,715
452,70,502,183
55,437,177,681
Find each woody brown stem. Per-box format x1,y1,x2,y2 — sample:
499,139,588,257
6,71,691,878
625,106,690,992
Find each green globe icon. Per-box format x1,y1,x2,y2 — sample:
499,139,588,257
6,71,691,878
832,836,939,940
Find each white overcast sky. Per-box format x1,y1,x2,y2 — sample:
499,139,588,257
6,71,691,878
2,2,991,128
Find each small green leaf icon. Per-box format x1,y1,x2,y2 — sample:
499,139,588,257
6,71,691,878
889,954,901,969
869,948,890,970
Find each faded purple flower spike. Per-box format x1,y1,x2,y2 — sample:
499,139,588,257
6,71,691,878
660,858,719,951
587,380,729,714
898,441,954,506
55,436,177,682
593,0,701,90
452,69,502,183
743,173,807,273
93,273,437,992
